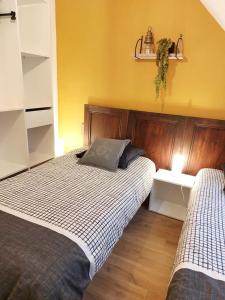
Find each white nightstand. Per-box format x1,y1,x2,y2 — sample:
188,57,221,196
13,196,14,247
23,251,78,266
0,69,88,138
149,169,195,221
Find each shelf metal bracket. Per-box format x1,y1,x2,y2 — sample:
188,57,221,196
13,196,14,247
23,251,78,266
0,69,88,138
0,11,16,20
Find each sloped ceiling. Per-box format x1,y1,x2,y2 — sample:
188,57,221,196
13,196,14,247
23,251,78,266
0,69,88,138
200,0,225,30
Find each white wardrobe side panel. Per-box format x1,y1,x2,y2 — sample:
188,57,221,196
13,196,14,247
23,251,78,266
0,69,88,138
0,111,28,165
0,0,24,111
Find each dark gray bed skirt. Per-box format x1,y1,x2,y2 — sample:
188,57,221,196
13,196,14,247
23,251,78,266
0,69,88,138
166,269,225,300
0,211,90,300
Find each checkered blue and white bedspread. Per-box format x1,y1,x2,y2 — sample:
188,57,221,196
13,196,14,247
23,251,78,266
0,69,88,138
173,168,225,282
0,151,155,278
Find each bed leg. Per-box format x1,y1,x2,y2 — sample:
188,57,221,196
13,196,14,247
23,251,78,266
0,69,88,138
142,193,151,209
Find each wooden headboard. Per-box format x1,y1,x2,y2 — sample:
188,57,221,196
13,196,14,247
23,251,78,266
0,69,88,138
84,105,225,175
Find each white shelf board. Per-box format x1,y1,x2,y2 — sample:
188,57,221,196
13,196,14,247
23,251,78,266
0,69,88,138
0,107,24,112
29,151,53,167
154,169,195,188
21,51,50,59
134,54,184,60
26,105,52,110
0,160,27,180
18,0,47,5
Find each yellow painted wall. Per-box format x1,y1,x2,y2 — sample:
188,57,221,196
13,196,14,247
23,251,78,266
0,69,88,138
56,0,225,151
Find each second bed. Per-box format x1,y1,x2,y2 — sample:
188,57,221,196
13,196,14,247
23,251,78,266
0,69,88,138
167,168,225,299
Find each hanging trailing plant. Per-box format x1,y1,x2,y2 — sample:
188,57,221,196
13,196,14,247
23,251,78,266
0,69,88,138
154,38,172,98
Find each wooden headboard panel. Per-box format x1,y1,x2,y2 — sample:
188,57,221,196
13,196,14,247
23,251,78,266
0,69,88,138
183,118,225,174
84,104,225,175
127,111,186,171
84,105,129,146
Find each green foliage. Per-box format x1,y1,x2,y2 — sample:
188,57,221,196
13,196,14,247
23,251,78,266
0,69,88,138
154,38,172,98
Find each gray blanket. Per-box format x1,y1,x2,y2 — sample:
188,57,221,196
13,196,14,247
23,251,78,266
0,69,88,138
0,211,90,300
166,269,225,300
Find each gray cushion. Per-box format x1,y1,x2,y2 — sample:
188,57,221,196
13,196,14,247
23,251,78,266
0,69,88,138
79,138,130,171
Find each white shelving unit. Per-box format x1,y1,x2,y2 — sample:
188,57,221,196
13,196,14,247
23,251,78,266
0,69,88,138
0,0,56,179
0,0,24,112
18,0,55,168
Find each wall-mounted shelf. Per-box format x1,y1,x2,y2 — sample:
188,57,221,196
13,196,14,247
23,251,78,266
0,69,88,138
134,54,184,60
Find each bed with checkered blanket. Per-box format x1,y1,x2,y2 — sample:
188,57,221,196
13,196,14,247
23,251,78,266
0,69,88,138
167,168,225,300
0,150,155,300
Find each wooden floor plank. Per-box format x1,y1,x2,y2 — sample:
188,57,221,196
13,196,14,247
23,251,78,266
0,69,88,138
83,208,183,300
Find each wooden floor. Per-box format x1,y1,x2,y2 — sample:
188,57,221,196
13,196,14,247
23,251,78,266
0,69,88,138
83,207,183,300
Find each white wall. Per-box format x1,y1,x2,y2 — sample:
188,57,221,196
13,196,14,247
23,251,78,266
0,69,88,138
200,0,225,31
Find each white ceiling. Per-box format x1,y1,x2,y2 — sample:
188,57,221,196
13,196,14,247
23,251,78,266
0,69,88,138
200,0,225,31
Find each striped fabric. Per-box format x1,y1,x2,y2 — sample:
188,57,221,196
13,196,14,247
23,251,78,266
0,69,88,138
0,150,155,278
173,168,225,282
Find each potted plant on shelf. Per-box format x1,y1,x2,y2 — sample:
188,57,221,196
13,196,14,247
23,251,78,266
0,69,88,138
154,38,172,98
